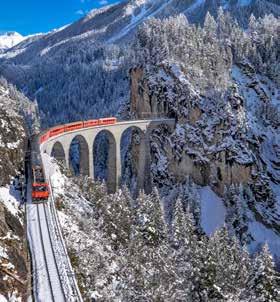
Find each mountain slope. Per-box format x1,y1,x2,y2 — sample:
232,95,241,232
1,0,280,62
0,0,279,128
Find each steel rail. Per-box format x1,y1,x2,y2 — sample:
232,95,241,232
36,204,56,302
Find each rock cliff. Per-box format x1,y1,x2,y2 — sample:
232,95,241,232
0,80,30,301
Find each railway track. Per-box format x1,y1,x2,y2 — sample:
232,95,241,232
36,202,66,302
26,135,83,302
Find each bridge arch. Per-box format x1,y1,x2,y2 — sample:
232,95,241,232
51,141,66,166
69,135,89,177
93,129,117,193
120,126,146,195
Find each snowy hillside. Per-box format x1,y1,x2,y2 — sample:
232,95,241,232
1,1,279,60
0,32,25,51
0,80,29,301
0,0,279,128
41,154,280,301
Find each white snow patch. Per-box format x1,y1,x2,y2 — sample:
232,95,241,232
0,32,25,50
108,0,173,43
0,246,8,259
185,0,206,14
248,219,280,256
0,232,20,241
7,141,20,149
0,186,21,218
0,294,8,302
199,186,226,235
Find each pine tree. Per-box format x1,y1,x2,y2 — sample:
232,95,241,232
204,11,218,42
117,190,174,300
101,188,134,250
246,244,280,302
135,189,167,247
202,227,251,300
170,198,209,301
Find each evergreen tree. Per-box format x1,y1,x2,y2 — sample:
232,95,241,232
101,188,134,250
246,244,280,302
135,189,167,247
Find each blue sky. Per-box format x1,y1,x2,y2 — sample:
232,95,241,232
0,0,121,36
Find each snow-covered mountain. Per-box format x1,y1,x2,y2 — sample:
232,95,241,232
0,0,279,128
0,32,25,51
1,0,280,61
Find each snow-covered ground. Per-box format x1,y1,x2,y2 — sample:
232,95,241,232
198,184,280,258
248,217,280,256
108,0,173,43
199,186,226,235
0,294,8,302
0,186,22,220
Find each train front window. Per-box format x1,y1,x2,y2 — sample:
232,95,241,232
33,185,48,192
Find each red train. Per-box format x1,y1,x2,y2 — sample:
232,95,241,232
40,117,117,144
31,166,49,203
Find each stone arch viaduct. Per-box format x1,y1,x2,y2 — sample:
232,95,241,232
40,119,175,193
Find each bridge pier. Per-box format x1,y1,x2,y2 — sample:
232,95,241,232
89,146,94,180
143,131,152,194
64,145,71,171
115,139,121,192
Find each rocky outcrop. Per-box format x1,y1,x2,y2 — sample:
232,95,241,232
129,65,255,195
130,67,173,119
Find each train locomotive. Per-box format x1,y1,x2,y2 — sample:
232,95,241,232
31,138,49,203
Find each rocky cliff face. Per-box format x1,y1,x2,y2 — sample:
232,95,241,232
130,64,256,193
0,80,30,301
129,61,280,260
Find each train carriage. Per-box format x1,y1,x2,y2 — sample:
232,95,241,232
98,117,117,125
83,119,99,128
49,126,65,137
64,121,83,132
